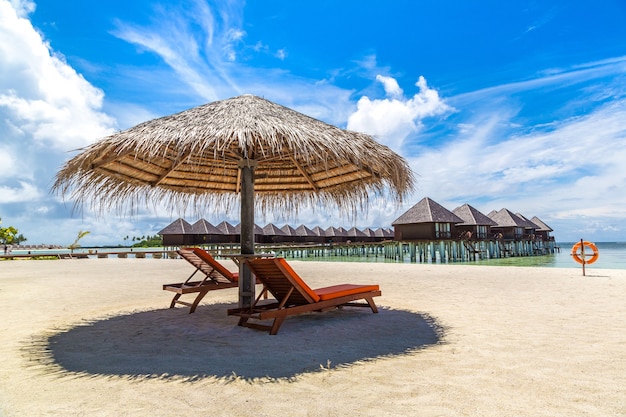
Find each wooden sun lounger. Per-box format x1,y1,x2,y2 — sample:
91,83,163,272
227,257,381,335
163,248,239,313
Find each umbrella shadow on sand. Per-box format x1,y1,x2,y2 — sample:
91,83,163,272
38,304,443,381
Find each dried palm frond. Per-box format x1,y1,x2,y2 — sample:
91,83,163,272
53,94,415,217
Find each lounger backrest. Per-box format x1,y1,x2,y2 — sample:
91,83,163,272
178,248,237,283
248,258,320,304
191,248,238,281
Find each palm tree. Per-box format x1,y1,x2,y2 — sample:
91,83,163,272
68,230,90,253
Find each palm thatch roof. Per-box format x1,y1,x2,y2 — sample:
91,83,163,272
53,94,414,216
516,213,541,229
488,209,533,228
362,227,377,237
294,224,316,237
215,221,238,235
452,203,497,226
373,227,394,238
530,216,553,232
262,223,288,236
325,226,348,237
346,227,367,238
311,226,326,237
191,219,222,235
158,218,193,235
392,197,464,225
280,224,297,236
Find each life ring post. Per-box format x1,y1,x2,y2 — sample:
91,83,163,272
570,239,599,276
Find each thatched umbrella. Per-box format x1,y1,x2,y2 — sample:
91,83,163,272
53,94,414,307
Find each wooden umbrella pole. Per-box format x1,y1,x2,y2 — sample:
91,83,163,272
239,159,257,308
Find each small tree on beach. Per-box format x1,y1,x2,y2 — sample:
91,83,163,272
68,230,91,253
0,217,21,245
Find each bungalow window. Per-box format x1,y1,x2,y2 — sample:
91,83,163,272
435,222,451,238
514,227,524,239
476,225,487,239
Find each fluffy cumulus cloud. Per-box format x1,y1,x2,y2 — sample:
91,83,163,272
0,0,116,151
0,0,117,244
347,75,452,151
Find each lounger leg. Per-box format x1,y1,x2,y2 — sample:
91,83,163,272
170,294,182,309
365,297,379,313
270,316,286,335
189,289,210,314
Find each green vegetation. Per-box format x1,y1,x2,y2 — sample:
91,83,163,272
68,230,91,253
0,217,27,245
129,234,163,248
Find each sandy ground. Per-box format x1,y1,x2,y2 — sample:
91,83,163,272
0,257,624,416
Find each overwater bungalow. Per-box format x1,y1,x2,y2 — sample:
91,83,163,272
530,216,554,242
392,197,464,241
262,223,288,244
280,224,298,239
159,218,194,246
192,219,223,244
215,221,239,243
325,226,348,243
295,224,322,244
346,226,368,243
452,203,497,239
488,209,536,240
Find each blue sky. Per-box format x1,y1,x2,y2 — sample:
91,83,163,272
1,0,626,246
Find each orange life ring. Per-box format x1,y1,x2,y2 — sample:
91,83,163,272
571,241,599,265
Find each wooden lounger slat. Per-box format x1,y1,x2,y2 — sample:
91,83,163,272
227,257,381,335
163,248,239,313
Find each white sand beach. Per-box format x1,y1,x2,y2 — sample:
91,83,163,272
0,258,624,416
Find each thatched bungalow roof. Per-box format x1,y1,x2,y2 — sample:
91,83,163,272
373,227,389,238
191,219,222,235
516,213,541,229
346,227,367,238
294,224,316,238
530,216,553,232
216,221,238,235
263,223,288,236
361,228,376,238
392,197,464,225
452,204,497,226
280,224,297,236
489,209,533,228
158,218,193,235
311,226,326,237
325,226,348,237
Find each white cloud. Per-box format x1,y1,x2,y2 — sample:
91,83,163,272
0,0,116,151
0,181,41,203
275,48,287,60
375,74,403,98
404,98,626,241
347,75,453,151
8,0,33,17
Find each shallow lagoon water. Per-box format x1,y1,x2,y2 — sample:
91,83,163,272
291,242,626,270
8,242,625,270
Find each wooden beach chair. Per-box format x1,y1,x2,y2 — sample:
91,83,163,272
227,257,381,335
163,248,239,313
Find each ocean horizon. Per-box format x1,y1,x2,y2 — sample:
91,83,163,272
290,241,626,270
5,241,625,270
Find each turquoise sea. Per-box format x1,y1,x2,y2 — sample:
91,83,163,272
471,241,626,270
291,242,626,270
6,242,625,270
